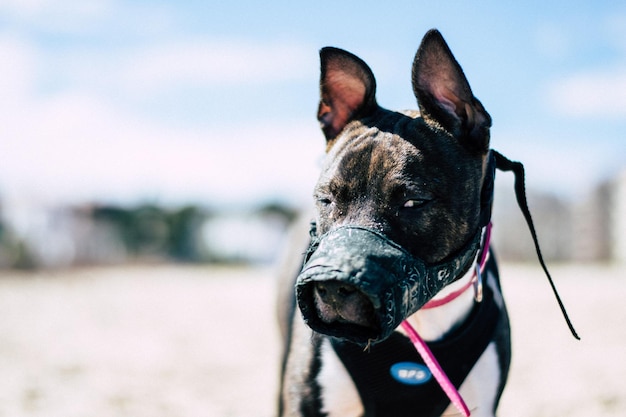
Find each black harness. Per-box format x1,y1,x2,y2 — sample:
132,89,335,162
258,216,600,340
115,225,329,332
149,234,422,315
330,273,500,417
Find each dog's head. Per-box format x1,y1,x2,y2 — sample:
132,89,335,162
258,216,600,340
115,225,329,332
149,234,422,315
296,29,494,344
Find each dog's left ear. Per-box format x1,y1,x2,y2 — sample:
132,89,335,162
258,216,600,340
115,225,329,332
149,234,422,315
317,47,378,145
412,29,491,152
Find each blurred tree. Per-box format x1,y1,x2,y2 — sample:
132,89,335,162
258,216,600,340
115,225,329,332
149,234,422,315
256,201,299,225
167,205,208,262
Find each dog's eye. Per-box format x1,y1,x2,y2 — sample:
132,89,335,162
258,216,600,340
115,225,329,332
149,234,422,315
316,196,333,206
402,199,429,209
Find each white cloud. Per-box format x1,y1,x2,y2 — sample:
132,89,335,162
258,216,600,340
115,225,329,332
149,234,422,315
545,67,626,119
0,0,115,33
0,27,326,206
39,37,316,100
0,1,186,46
1,88,323,205
0,0,107,16
0,35,36,98
115,39,316,94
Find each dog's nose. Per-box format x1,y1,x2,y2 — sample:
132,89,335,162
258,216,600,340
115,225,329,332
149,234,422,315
315,281,358,303
312,281,375,328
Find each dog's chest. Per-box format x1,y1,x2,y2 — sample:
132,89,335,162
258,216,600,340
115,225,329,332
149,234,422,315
314,274,503,417
316,337,500,417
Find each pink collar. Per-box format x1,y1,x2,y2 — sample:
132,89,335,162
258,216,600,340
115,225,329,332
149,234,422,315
421,222,491,309
400,222,493,417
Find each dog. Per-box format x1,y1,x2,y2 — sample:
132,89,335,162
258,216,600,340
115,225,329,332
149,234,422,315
277,29,511,417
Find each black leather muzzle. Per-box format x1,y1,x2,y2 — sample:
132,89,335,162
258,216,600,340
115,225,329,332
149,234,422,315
296,225,481,345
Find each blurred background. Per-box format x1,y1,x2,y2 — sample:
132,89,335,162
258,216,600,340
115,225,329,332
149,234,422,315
0,1,625,417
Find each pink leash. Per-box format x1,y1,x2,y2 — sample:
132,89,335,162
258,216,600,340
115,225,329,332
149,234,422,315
400,320,471,417
400,223,492,417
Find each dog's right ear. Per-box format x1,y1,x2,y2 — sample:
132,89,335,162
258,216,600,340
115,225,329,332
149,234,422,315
317,47,377,146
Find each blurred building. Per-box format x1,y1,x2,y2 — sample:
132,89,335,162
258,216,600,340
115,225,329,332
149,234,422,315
491,181,572,263
571,182,612,262
610,169,626,263
492,166,626,264
571,167,626,264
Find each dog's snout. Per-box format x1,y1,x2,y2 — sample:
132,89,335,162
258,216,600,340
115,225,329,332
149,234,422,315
312,281,376,329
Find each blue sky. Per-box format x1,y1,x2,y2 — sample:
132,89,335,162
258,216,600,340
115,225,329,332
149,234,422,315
1,1,625,207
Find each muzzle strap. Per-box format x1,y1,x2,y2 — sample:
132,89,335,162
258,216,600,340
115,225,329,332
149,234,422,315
493,150,580,340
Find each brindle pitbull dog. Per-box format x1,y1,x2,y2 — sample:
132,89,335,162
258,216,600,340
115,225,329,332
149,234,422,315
278,29,511,417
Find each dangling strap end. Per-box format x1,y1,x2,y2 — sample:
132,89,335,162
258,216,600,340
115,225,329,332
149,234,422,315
493,150,580,341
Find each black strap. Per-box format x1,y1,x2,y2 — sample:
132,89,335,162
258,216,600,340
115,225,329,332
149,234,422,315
479,151,497,227
492,150,580,340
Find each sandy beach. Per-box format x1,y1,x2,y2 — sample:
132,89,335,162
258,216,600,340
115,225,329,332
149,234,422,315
0,263,623,417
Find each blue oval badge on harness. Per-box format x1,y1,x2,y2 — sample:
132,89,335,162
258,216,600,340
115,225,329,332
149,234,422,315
390,362,432,385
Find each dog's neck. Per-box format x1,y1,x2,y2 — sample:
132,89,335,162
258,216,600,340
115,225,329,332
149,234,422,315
400,261,479,342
